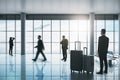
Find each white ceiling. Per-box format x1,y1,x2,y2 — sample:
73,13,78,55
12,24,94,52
0,0,120,14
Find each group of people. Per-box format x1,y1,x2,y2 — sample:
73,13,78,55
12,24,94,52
9,29,109,74
9,35,69,62
32,35,68,62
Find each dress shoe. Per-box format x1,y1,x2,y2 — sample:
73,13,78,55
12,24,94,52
96,72,103,74
42,59,47,61
61,58,66,62
104,71,107,74
32,59,36,62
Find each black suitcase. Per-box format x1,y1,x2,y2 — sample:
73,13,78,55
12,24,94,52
83,47,94,74
70,41,83,72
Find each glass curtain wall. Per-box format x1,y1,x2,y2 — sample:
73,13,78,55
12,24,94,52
0,14,119,80
94,15,119,56
25,14,90,79
0,15,21,80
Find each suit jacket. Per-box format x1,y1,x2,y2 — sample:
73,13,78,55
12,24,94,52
98,35,109,55
9,40,14,46
36,39,44,51
60,39,68,49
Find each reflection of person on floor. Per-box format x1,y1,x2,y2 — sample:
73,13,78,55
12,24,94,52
97,29,109,74
60,35,68,62
9,56,15,72
35,63,46,80
9,37,15,56
61,63,67,80
32,35,47,62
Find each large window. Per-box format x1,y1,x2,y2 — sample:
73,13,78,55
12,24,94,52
25,19,89,54
0,15,21,79
25,15,90,77
0,14,119,80
94,15,119,55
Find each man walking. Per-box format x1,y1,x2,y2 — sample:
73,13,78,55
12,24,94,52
32,35,47,62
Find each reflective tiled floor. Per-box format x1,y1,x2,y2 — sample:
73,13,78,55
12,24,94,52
0,54,120,80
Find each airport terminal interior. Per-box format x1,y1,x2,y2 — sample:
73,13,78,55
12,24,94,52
0,0,120,80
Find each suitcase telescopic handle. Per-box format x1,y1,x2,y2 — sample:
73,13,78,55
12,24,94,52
75,41,81,50
83,47,88,55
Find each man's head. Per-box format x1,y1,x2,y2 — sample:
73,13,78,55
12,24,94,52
62,35,65,39
101,29,106,35
10,37,12,40
38,35,41,39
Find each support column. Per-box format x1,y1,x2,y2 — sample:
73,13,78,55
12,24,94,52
119,14,120,55
21,12,26,80
89,13,95,55
119,13,120,80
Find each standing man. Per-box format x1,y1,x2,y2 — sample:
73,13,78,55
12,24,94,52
32,35,47,62
9,37,15,56
60,35,68,62
97,29,109,74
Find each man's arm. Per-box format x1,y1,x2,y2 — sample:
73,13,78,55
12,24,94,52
41,40,45,50
34,45,38,48
106,38,109,51
98,37,100,53
60,40,63,44
12,37,15,40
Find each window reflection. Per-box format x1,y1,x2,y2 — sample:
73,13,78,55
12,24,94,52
43,20,51,31
34,20,42,32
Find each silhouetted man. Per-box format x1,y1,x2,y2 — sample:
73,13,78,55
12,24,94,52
97,29,109,74
32,35,47,62
9,37,15,56
60,35,68,62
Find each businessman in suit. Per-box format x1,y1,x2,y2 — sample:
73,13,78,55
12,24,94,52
32,35,47,62
60,35,68,62
9,37,15,56
97,29,109,74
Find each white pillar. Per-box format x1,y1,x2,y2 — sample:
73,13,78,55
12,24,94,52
119,14,120,55
21,12,26,80
118,14,120,80
89,13,95,55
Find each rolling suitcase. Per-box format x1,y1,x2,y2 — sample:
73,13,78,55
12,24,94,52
70,41,83,72
83,47,94,74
